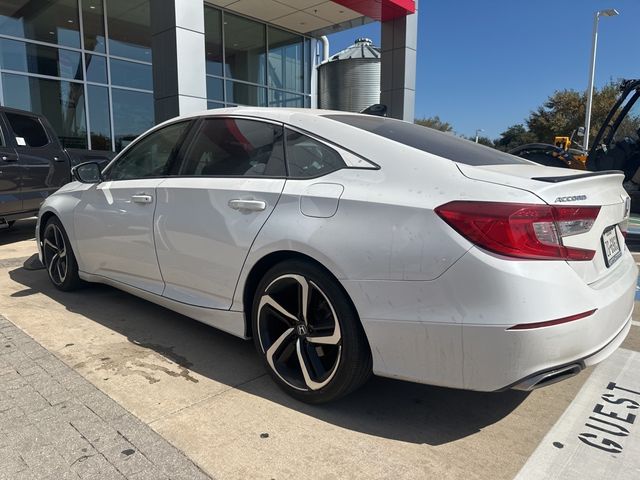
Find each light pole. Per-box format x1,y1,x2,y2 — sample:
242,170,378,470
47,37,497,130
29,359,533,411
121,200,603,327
583,8,619,152
475,128,484,143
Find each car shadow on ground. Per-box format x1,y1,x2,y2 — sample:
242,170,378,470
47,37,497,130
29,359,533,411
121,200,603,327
0,218,36,246
8,264,529,446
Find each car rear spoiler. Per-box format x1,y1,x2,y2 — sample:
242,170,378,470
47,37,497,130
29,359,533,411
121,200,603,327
532,170,623,183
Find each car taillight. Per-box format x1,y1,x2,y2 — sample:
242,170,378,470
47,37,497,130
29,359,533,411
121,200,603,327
435,201,600,261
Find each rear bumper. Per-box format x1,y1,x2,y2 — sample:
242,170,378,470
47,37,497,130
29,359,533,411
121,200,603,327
343,244,637,392
506,312,631,391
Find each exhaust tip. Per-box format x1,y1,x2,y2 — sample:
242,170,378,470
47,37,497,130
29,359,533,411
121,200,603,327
513,364,583,391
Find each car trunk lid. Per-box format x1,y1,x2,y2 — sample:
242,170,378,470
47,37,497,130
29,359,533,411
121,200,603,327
457,164,629,284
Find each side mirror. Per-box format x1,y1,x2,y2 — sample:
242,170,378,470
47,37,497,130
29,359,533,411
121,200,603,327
72,161,103,184
577,126,585,137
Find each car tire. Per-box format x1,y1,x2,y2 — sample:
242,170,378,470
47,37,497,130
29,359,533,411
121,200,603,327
252,260,372,403
42,217,83,291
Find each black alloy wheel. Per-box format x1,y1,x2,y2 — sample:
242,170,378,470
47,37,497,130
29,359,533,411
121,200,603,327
253,260,371,403
42,217,82,291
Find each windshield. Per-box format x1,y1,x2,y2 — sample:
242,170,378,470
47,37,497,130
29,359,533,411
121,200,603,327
324,114,530,166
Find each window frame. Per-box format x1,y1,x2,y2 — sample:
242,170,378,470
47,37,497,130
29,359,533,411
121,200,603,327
176,116,288,179
4,111,51,149
102,119,194,181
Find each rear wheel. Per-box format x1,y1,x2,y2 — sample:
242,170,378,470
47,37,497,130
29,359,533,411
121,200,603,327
42,217,83,291
252,260,371,403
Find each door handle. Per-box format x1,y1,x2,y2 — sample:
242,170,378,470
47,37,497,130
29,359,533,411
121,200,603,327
228,199,267,212
53,156,63,162
131,194,153,204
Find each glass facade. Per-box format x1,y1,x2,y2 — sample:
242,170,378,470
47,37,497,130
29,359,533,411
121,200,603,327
0,2,314,151
204,5,312,109
0,0,153,151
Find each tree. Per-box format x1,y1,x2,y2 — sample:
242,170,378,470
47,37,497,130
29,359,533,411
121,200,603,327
526,83,619,146
494,124,537,151
475,136,495,147
460,134,495,147
494,83,621,151
415,116,453,132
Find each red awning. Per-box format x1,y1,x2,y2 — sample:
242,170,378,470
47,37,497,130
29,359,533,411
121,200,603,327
332,0,416,22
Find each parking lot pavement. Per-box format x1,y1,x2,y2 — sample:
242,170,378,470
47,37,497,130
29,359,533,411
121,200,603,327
0,219,38,266
0,314,210,480
1,218,640,479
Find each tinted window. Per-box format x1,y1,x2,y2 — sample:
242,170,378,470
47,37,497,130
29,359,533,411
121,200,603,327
82,0,106,53
182,118,285,177
268,27,303,92
226,81,267,107
0,38,82,80
0,0,80,48
107,0,152,62
107,121,189,181
87,85,112,151
325,115,529,166
206,77,223,102
5,113,49,148
85,54,108,84
285,130,345,178
224,13,266,85
110,58,152,90
204,7,223,76
112,88,154,151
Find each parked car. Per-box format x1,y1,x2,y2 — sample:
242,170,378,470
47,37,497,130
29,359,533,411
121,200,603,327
0,106,114,228
36,108,636,403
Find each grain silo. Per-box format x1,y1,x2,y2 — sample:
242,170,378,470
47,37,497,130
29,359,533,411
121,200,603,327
318,38,381,112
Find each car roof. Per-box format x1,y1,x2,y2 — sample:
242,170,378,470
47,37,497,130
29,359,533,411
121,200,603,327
0,105,48,117
158,106,377,128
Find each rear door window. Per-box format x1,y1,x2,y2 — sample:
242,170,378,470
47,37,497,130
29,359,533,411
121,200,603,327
325,114,529,166
180,118,286,177
5,112,50,148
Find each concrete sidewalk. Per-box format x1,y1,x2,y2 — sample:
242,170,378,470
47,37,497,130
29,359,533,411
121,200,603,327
0,314,210,480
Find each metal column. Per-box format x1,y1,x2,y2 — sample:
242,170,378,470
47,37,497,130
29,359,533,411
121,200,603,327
150,0,208,123
380,0,418,122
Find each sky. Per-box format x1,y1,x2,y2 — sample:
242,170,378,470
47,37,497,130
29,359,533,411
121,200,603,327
327,0,640,141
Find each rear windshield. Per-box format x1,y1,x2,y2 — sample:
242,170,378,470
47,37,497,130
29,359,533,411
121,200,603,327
324,114,529,166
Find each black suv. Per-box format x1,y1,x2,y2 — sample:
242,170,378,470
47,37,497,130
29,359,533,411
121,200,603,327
0,107,114,228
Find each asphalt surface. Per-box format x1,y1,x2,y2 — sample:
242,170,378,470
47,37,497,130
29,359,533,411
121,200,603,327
1,218,639,479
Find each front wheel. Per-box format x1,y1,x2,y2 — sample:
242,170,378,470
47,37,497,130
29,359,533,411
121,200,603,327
252,260,372,403
42,217,83,291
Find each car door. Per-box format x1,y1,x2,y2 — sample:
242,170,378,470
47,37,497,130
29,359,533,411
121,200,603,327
154,117,287,309
3,112,69,212
73,120,192,294
0,116,21,215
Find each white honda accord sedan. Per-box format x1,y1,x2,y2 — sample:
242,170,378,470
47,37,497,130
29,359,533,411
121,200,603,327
36,108,637,403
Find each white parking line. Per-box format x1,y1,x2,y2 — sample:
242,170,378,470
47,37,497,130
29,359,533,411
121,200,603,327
515,348,640,480
632,321,640,327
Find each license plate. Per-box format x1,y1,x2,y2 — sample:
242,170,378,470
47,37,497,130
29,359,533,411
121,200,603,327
601,226,622,268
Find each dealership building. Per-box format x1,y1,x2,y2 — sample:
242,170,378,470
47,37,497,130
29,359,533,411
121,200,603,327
0,0,417,152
